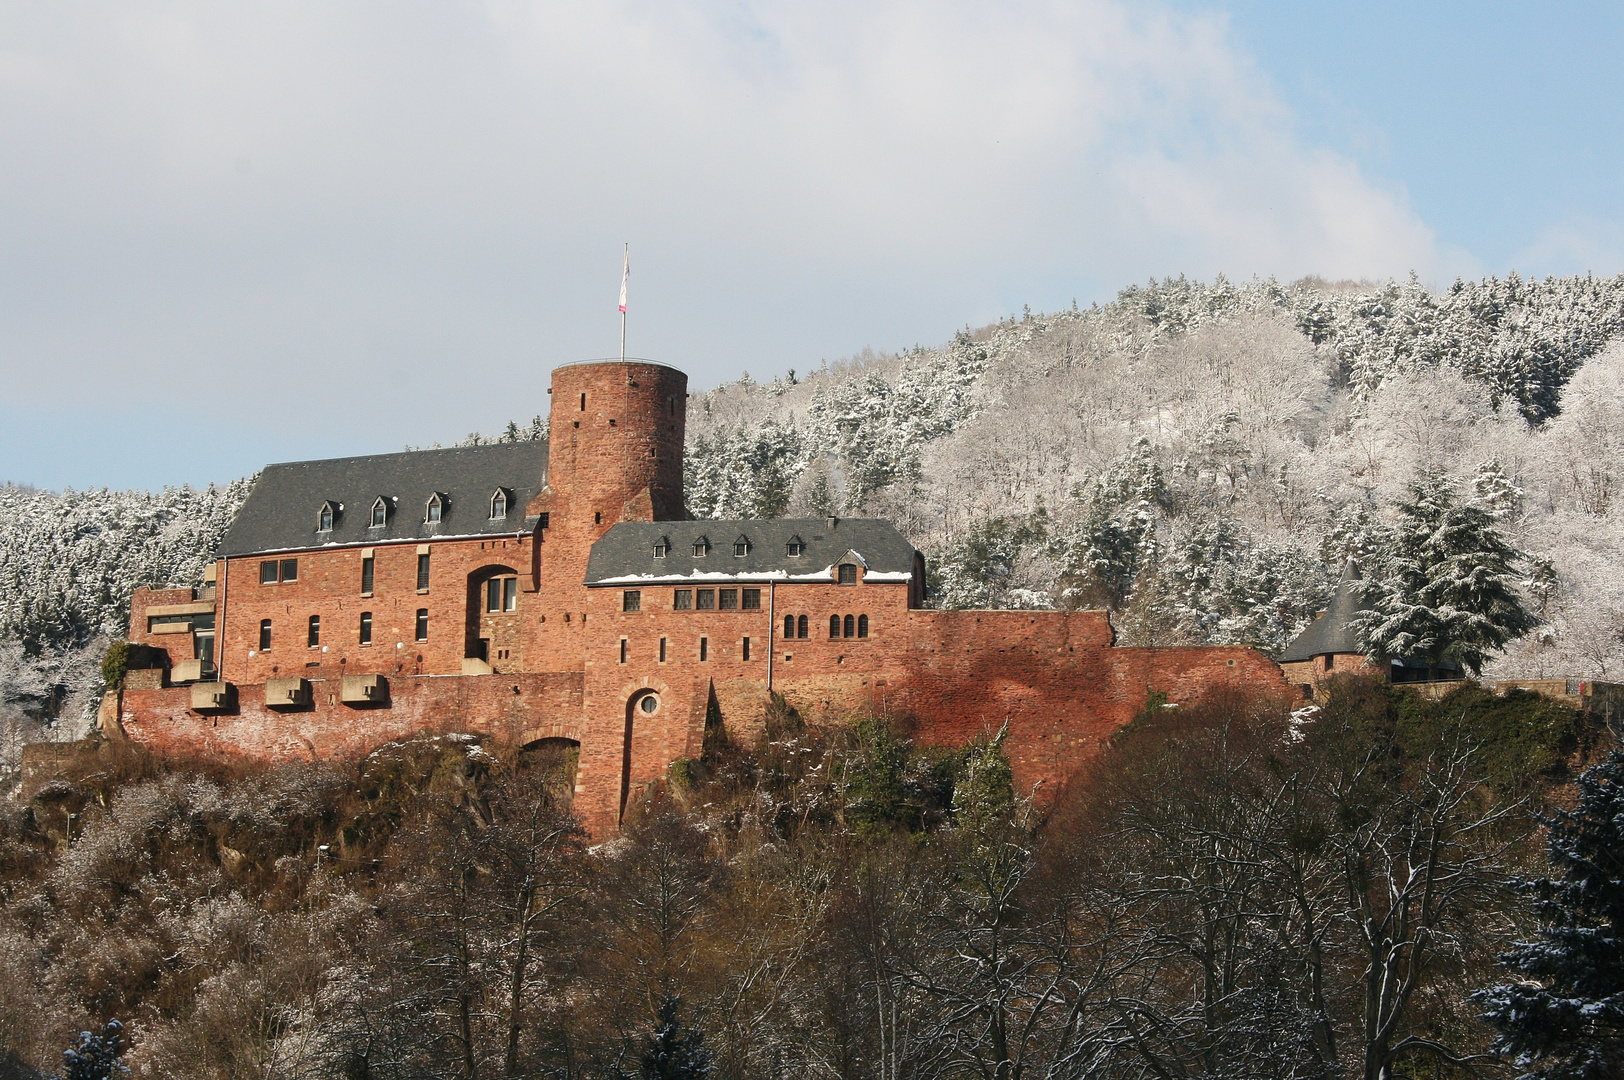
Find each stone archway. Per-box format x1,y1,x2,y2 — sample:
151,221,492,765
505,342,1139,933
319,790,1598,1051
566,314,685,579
621,688,664,822
519,736,580,810
465,564,521,670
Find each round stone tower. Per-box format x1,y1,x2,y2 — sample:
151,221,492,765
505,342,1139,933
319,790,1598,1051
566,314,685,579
545,361,688,535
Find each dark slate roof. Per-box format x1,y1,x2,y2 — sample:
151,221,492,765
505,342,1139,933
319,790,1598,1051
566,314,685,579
585,518,919,585
219,442,548,557
1279,562,1367,662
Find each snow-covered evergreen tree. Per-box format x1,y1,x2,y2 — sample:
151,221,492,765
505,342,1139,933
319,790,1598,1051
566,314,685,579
640,994,712,1079
1477,750,1624,1080
1353,471,1538,676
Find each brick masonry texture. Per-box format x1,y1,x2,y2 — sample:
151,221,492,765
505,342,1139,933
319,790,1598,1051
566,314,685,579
121,360,1292,834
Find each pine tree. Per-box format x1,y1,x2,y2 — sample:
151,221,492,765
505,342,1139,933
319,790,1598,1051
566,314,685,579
1354,471,1537,676
1476,750,1624,1079
61,1019,128,1080
640,994,712,1079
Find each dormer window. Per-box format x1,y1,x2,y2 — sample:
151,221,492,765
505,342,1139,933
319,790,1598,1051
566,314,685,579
426,493,445,523
653,536,671,559
693,536,710,557
317,502,336,532
734,535,751,557
370,498,388,528
786,535,805,557
490,489,509,520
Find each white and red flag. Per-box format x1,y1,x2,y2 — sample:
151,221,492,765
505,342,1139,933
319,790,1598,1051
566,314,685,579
618,248,629,313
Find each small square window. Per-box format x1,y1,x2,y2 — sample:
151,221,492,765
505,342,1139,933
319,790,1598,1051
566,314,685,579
673,589,692,611
623,590,642,612
696,588,715,611
260,560,278,585
280,559,298,583
718,588,737,611
786,537,805,557
742,588,761,610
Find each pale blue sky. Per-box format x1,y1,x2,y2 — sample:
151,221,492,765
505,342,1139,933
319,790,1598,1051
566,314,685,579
2,1,1620,491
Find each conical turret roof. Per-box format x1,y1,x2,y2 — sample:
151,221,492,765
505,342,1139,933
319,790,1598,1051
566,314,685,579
1279,562,1369,663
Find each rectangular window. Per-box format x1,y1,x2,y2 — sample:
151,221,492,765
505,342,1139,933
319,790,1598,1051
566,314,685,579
487,578,502,613
260,560,278,585
837,563,856,584
415,609,429,642
672,589,692,611
623,590,641,612
259,619,272,650
359,611,372,645
718,588,738,611
742,636,751,661
503,577,516,612
280,559,298,583
539,512,550,529
696,588,715,611
699,636,708,661
659,637,667,662
416,553,430,591
307,615,320,648
742,588,761,610
619,638,628,664
361,557,375,595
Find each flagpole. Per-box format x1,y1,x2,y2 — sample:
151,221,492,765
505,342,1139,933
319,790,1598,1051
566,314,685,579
619,243,628,363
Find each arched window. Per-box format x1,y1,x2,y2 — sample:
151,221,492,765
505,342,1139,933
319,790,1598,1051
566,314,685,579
693,536,710,557
857,615,868,638
317,501,335,532
734,534,751,557
844,614,855,638
370,497,389,528
797,614,808,639
785,535,805,557
784,614,795,639
426,493,445,523
829,615,840,638
653,536,671,558
490,489,509,520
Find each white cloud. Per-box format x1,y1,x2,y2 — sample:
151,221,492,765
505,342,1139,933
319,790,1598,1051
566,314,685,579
0,1,1442,487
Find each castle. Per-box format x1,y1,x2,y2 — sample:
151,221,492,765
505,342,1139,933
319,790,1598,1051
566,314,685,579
115,360,1288,832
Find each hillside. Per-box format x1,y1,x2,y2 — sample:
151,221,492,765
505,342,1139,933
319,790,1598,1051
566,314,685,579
5,272,1624,751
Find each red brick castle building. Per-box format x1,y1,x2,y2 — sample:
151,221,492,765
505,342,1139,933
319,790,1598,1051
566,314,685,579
117,360,1287,832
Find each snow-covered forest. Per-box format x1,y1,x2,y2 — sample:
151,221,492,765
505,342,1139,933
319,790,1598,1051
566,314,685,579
685,272,1624,678
6,272,1624,750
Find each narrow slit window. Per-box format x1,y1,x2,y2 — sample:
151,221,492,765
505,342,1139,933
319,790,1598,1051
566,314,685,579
829,615,840,638
673,589,692,611
742,637,751,661
415,609,429,642
619,639,627,664
359,611,372,645
623,590,641,612
858,614,869,638
659,637,667,662
360,557,374,595
844,614,855,638
579,391,586,411
417,553,430,591
308,615,321,647
699,636,708,661
797,615,808,639
259,619,272,650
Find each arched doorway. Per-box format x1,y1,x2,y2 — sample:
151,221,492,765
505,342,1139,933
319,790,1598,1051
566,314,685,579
621,689,662,822
466,564,522,671
519,737,580,810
